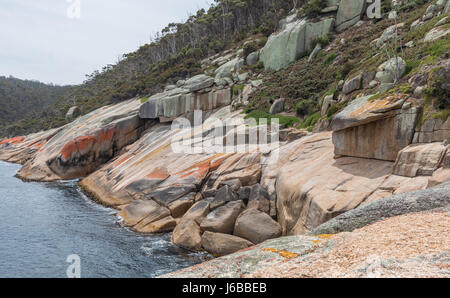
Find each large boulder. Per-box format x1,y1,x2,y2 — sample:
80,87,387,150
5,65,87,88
260,18,334,71
311,182,450,235
201,231,253,256
376,57,407,84
342,74,362,94
335,0,366,32
247,184,271,214
209,185,238,210
269,99,285,115
234,209,282,244
172,219,202,251
215,58,244,79
181,200,211,225
65,106,81,121
331,95,419,161
393,143,448,177
200,200,245,234
184,74,215,92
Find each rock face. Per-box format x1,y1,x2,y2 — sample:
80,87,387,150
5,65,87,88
201,231,253,256
414,118,450,143
234,209,282,244
260,18,334,71
0,128,63,164
335,0,366,32
393,143,448,177
16,98,148,181
311,182,450,235
139,86,232,122
331,95,418,161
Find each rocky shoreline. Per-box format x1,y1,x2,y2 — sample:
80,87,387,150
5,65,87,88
1,0,449,277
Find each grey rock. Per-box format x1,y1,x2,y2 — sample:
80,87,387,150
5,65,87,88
209,185,239,210
184,74,215,92
311,182,450,235
201,231,253,257
342,74,362,94
234,209,282,244
321,95,335,116
200,200,245,234
269,98,285,115
247,184,271,214
308,44,322,62
172,219,202,251
181,200,210,225
66,106,81,121
246,51,259,66
260,18,334,71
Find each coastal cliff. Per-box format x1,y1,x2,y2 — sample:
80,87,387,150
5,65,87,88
1,0,449,277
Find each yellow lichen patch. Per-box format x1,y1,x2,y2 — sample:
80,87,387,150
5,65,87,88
317,234,335,240
262,248,299,259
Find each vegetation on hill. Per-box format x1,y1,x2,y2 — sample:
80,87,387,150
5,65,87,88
0,77,72,137
1,0,293,138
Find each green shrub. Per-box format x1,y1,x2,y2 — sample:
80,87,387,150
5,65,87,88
295,100,317,116
298,0,327,19
300,112,321,129
243,42,258,57
244,110,300,127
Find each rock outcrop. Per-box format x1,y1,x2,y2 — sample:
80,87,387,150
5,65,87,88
139,81,232,122
331,95,418,161
16,98,149,181
312,182,450,235
0,128,63,164
163,184,450,278
335,0,366,32
260,18,334,71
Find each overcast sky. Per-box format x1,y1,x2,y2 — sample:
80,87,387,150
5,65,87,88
0,0,214,86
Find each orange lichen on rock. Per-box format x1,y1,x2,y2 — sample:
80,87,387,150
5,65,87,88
98,128,115,143
146,167,170,180
262,248,299,259
60,136,97,160
176,154,229,180
0,136,25,145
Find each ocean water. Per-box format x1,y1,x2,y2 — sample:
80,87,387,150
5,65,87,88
0,161,209,278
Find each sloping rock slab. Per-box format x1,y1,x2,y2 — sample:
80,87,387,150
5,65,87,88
161,235,320,278
311,182,450,235
0,127,62,164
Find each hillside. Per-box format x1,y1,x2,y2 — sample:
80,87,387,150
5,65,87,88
0,77,72,137
1,0,293,138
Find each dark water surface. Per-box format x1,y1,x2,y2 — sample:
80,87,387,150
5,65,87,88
0,161,209,278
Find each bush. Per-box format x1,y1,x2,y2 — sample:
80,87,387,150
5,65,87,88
295,100,317,116
243,42,258,57
300,112,321,129
425,67,450,109
244,110,300,127
298,0,327,19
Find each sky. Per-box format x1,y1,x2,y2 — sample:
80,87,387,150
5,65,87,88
0,0,214,86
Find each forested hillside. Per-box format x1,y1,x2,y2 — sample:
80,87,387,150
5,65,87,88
0,76,72,137
1,0,293,138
